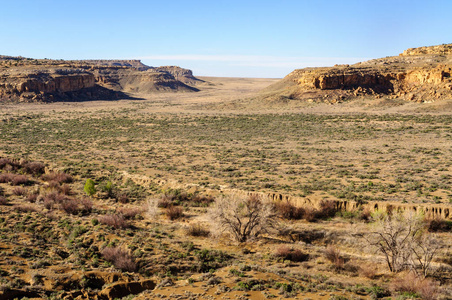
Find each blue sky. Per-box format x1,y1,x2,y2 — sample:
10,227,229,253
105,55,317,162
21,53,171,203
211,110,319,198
1,0,451,77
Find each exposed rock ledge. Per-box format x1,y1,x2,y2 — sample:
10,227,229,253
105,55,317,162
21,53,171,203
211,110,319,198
264,43,452,103
0,57,199,102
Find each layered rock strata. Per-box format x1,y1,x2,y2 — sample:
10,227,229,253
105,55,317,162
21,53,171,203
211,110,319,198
0,57,199,102
265,43,452,102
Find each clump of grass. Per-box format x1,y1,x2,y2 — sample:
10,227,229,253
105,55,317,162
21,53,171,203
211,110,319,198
186,223,210,237
166,205,184,220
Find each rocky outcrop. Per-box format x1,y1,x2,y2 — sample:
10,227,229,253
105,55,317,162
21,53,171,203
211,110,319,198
154,66,202,84
401,43,452,56
0,57,200,102
264,43,452,103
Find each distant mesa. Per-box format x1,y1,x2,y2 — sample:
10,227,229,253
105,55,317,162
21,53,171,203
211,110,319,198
0,57,201,102
262,43,452,103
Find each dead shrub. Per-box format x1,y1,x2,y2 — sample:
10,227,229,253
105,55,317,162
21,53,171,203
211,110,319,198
275,201,305,220
0,196,7,205
427,217,452,232
26,193,38,203
303,207,318,222
14,205,38,213
0,158,19,171
0,173,14,183
22,161,45,176
116,192,129,204
0,158,12,169
61,199,81,215
158,197,172,208
359,208,371,222
186,223,210,237
80,197,93,213
118,207,143,219
44,191,68,204
59,184,72,196
11,175,30,186
42,172,73,184
317,200,337,219
324,245,345,269
209,194,278,242
359,263,378,279
12,187,27,196
390,272,439,300
274,245,309,262
166,205,184,220
99,214,129,229
101,247,136,272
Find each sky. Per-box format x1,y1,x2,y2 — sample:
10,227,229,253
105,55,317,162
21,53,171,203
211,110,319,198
1,0,451,78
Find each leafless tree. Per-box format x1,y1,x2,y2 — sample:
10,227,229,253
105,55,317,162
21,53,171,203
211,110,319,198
209,193,278,242
364,210,441,276
411,233,442,277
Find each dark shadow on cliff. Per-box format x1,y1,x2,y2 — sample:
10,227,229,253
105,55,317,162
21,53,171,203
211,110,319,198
48,85,145,102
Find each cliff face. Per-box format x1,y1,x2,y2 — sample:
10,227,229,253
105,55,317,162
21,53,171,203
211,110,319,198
264,43,452,103
0,57,199,102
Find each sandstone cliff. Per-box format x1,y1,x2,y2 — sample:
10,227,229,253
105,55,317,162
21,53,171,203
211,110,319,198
0,57,199,102
263,43,452,103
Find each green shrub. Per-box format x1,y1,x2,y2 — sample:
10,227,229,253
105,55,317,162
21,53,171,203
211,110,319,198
84,179,96,196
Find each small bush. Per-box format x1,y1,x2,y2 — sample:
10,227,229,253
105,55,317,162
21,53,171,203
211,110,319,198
186,223,210,237
324,245,345,269
0,196,7,205
303,207,318,222
12,187,27,196
14,205,38,213
99,214,128,229
275,201,305,220
11,175,30,186
59,184,72,196
0,173,14,183
0,158,13,169
26,193,38,203
61,199,81,215
157,197,172,208
42,172,73,184
102,247,136,272
84,179,96,196
116,192,129,204
118,207,143,219
22,161,45,176
166,205,184,220
427,217,452,232
274,246,309,262
317,200,337,219
390,272,438,300
359,263,378,279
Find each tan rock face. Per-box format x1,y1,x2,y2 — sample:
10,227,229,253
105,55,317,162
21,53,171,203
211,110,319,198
0,58,199,102
268,43,452,102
